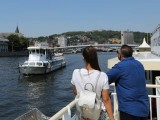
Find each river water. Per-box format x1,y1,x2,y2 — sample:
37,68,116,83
0,52,116,120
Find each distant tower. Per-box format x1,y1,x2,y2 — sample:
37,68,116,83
58,36,67,47
121,30,134,45
15,25,20,33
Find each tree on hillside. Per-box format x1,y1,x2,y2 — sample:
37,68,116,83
19,37,28,50
37,30,148,45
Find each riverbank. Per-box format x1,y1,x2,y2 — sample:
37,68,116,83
0,51,28,57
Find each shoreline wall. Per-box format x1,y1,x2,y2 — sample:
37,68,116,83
0,51,28,57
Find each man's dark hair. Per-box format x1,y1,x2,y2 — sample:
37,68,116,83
120,44,133,58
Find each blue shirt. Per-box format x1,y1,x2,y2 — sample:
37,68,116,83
107,57,149,117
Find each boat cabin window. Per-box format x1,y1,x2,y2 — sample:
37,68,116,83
37,62,42,66
40,49,45,54
43,63,48,67
29,49,45,54
29,62,35,66
29,50,31,54
29,50,36,54
46,50,52,60
36,49,39,53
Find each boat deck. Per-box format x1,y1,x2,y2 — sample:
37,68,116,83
108,52,160,70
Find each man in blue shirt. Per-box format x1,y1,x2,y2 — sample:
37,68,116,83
107,45,149,120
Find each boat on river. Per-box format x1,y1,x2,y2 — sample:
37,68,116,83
19,42,66,75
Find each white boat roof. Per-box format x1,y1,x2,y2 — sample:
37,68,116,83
139,38,150,48
27,46,53,50
108,52,160,70
27,42,54,50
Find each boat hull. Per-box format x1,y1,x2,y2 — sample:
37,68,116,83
19,66,47,75
19,61,66,75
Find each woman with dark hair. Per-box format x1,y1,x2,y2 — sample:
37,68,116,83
82,46,101,71
71,46,114,120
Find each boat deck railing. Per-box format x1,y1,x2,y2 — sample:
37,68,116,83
19,61,48,67
49,77,160,120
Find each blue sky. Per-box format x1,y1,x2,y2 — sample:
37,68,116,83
0,0,159,37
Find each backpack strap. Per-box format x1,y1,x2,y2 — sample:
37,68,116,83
79,69,101,92
94,72,101,92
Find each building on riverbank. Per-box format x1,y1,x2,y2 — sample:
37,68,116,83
58,36,67,47
0,51,28,57
0,25,24,53
0,25,27,56
121,30,134,44
0,38,9,52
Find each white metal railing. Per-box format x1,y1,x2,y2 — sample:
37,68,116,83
50,83,160,120
20,61,44,67
110,83,160,88
49,100,78,120
156,76,160,120
110,94,160,120
148,95,160,120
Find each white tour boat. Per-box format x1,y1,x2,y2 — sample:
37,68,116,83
19,42,66,75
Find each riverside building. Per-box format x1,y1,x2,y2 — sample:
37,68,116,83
58,36,67,47
0,25,23,52
121,30,134,44
0,38,9,52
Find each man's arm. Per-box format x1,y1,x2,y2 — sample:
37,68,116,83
107,65,120,84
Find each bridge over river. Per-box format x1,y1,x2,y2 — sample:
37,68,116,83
53,44,138,53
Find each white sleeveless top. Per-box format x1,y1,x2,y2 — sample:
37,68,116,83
71,68,109,99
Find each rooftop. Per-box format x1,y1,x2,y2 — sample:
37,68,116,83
0,38,9,42
139,38,150,48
